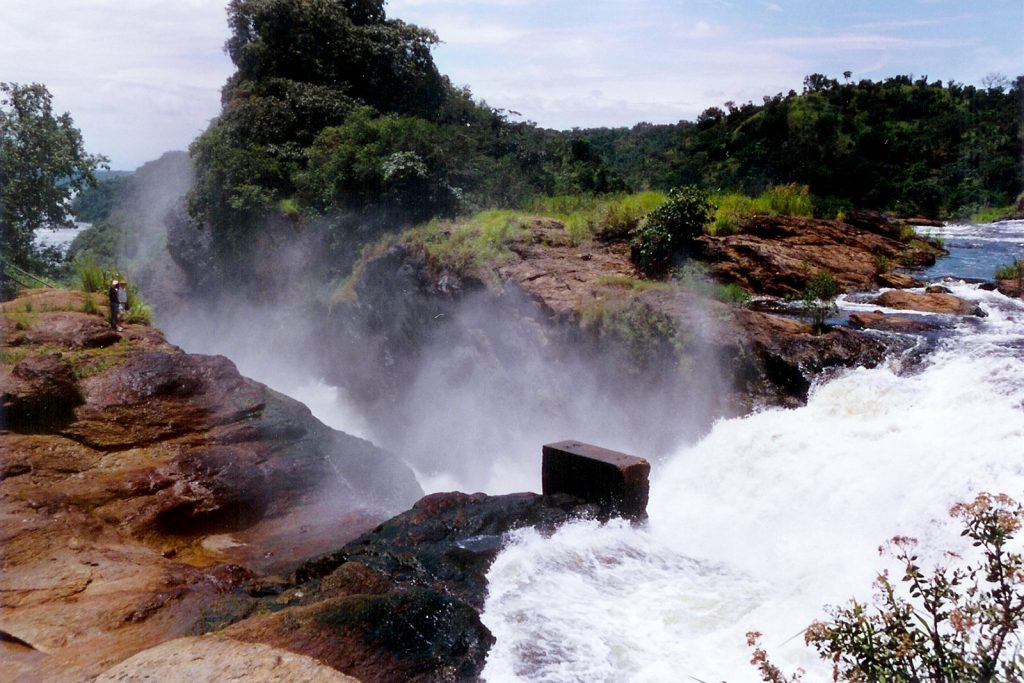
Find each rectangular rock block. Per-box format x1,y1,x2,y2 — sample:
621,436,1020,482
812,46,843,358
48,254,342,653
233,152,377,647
542,440,650,520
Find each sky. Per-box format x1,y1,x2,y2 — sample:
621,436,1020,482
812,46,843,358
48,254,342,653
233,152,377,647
2,0,1021,170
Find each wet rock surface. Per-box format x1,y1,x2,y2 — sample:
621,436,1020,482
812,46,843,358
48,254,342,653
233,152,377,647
222,491,598,682
1,289,421,681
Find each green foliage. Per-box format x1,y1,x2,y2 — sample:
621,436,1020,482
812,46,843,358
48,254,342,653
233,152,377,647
580,299,684,370
522,191,667,244
72,254,119,293
66,216,126,268
406,209,529,274
0,82,108,270
970,205,1016,223
81,294,99,316
594,274,670,292
541,137,627,197
752,493,1024,683
72,177,128,223
630,186,716,275
579,74,1023,218
995,260,1023,281
711,185,814,235
801,269,840,332
299,107,462,225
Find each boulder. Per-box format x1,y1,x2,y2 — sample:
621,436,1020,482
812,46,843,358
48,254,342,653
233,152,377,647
1,353,81,430
541,440,650,520
873,290,985,316
996,279,1022,298
847,312,944,333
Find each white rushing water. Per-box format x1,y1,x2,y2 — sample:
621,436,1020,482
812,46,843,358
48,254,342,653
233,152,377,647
481,276,1024,681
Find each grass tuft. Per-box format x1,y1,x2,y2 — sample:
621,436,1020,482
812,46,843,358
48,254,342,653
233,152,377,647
710,184,815,235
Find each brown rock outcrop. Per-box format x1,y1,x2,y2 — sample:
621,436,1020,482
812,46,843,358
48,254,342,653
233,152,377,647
872,290,985,316
1,289,422,681
698,213,941,297
848,312,944,334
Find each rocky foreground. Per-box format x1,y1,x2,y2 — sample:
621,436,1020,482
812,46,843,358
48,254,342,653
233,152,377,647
0,289,425,680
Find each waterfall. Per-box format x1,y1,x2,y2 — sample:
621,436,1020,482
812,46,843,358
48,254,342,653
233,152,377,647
480,225,1024,681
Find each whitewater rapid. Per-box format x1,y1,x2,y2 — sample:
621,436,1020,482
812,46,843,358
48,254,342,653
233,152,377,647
481,228,1024,681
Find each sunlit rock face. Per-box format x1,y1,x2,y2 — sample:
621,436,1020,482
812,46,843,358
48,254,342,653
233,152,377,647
0,288,421,681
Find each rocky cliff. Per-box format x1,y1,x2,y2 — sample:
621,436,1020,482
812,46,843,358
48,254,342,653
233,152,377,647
1,288,422,681
325,212,946,442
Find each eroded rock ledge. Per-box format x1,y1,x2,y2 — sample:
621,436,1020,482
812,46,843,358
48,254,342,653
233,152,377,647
1,289,421,681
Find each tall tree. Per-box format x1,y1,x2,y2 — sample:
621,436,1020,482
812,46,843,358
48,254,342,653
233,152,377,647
0,82,107,270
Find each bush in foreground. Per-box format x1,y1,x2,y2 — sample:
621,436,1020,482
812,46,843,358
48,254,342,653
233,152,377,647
749,492,1024,682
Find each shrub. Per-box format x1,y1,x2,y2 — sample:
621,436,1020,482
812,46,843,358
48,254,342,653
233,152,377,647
995,260,1023,281
630,186,715,276
801,269,840,332
73,254,118,293
750,493,1024,683
82,294,99,316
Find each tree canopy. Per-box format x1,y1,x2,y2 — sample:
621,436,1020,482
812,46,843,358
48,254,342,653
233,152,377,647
0,82,107,271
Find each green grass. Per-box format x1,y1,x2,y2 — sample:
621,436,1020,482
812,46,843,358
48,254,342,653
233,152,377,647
524,191,667,244
995,260,1023,281
966,197,1015,224
408,209,531,273
710,184,815,235
73,254,120,293
4,306,37,331
595,274,671,292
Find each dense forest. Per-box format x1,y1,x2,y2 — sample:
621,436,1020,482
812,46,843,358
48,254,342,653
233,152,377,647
66,0,1021,283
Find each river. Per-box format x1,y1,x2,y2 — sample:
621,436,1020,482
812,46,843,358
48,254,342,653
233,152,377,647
480,221,1024,682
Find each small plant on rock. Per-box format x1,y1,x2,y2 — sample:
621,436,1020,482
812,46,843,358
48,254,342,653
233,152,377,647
630,185,715,276
801,269,840,333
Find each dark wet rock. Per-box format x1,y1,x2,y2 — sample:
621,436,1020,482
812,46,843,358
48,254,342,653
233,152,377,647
226,589,493,683
1,353,82,430
925,284,953,294
726,309,900,407
295,491,596,609
211,490,598,683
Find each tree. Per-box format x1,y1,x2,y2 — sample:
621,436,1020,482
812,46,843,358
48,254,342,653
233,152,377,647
629,185,715,275
0,82,107,271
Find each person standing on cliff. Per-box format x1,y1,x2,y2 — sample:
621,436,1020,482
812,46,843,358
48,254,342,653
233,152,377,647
107,279,119,330
116,280,127,331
